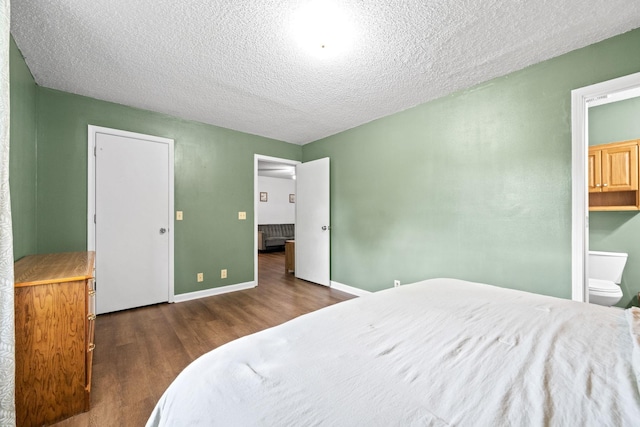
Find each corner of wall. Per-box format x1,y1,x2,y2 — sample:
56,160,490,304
9,34,38,259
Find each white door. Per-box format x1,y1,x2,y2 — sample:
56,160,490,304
93,129,173,314
295,158,330,286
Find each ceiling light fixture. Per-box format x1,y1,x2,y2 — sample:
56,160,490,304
291,0,354,58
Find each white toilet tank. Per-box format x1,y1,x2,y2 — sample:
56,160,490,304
588,251,628,284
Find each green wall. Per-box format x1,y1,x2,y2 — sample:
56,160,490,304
9,37,37,260
35,89,301,295
589,96,640,307
589,97,640,146
302,28,640,296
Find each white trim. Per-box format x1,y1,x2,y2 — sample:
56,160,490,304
330,280,372,297
571,87,588,303
571,72,640,302
254,155,301,284
586,86,640,108
173,281,257,303
87,125,175,303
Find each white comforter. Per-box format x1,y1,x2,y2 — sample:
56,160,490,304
147,278,640,426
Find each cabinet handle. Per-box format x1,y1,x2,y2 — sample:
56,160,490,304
87,313,96,321
603,183,608,187
595,184,601,187
88,290,96,296
88,343,96,352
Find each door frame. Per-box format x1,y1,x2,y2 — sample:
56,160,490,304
254,154,300,284
571,71,640,302
87,125,175,302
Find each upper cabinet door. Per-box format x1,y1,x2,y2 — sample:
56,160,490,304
601,144,638,192
588,148,602,193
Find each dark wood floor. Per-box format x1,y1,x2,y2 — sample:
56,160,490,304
53,251,354,426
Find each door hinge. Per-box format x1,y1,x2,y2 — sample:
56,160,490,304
94,146,96,156
94,214,96,224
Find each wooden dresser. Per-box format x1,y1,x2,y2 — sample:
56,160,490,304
14,251,96,427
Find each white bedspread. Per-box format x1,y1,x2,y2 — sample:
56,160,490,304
147,278,640,426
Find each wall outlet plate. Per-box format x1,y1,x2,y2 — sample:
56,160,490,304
221,269,227,279
197,272,204,282
394,280,400,288
238,212,246,220
176,211,183,220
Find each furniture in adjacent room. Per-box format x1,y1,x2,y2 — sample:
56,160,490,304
589,138,639,210
257,223,294,250
285,240,295,273
14,251,96,427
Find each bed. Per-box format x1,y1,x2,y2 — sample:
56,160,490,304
147,278,640,426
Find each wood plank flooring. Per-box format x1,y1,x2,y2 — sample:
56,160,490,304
53,251,354,426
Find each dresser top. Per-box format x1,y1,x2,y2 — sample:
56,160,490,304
14,251,95,287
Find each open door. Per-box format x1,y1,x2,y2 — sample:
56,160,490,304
295,158,330,286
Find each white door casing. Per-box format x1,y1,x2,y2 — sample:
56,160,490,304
295,158,330,286
88,126,174,314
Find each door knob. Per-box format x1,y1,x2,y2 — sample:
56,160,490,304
321,226,331,231
159,228,167,234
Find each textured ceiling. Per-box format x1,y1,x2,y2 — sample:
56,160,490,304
10,0,640,145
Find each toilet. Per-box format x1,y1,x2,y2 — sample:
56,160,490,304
588,251,627,306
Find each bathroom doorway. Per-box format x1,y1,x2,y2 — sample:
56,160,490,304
586,88,640,307
571,72,640,304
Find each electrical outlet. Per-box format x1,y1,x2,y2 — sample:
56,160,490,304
176,211,183,221
197,273,204,282
221,269,227,279
394,280,400,288
238,211,246,220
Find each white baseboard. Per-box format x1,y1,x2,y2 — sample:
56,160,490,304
173,281,256,303
330,281,372,297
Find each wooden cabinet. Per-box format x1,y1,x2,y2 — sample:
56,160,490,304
589,139,640,211
285,240,295,273
14,251,96,427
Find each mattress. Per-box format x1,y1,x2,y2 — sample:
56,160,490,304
147,278,640,426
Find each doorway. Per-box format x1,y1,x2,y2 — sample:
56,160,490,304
571,72,640,302
254,155,300,285
88,126,175,313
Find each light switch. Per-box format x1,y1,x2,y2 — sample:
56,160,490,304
176,211,183,221
238,211,246,220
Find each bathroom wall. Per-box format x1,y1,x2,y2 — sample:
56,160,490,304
588,96,640,307
589,96,640,146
